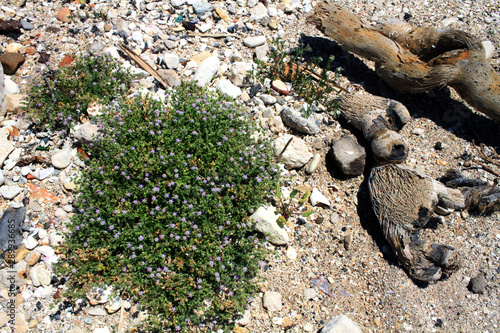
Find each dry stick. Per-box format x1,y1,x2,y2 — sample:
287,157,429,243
119,43,171,88
117,300,126,333
472,159,500,177
276,137,294,159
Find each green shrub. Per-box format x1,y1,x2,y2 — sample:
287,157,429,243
24,53,134,132
56,82,279,331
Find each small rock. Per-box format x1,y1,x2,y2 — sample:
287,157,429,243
249,2,268,21
87,308,108,316
1,185,23,200
0,52,25,75
25,250,41,266
482,40,495,60
105,296,123,314
20,20,33,30
162,53,179,69
215,79,242,99
89,42,104,56
302,323,314,332
283,317,294,330
51,142,72,169
75,123,98,143
30,264,51,287
14,247,29,263
280,108,320,135
193,56,220,87
263,291,282,312
192,0,211,15
5,93,26,113
158,69,181,86
29,184,59,203
56,8,71,23
330,136,366,177
229,62,255,87
469,274,487,294
243,36,266,48
249,206,289,245
24,235,38,250
412,128,425,136
236,309,251,326
306,153,321,174
15,313,29,333
310,188,330,207
0,207,25,253
4,76,19,94
303,288,316,300
67,327,86,333
271,79,289,95
321,315,362,333
274,134,313,169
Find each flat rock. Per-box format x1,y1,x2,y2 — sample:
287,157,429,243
274,134,313,169
249,3,268,21
0,138,14,167
87,307,108,316
280,108,320,135
0,185,23,199
4,76,19,94
263,291,282,312
158,69,181,86
321,315,362,333
193,56,219,87
162,53,179,69
330,136,366,177
192,0,211,15
306,153,321,174
0,206,25,253
51,142,72,169
249,206,289,245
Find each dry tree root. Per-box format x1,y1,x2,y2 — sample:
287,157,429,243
339,93,410,163
308,1,500,122
368,164,463,282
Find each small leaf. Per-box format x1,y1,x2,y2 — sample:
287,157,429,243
289,190,298,200
276,183,282,198
298,190,310,205
301,211,313,217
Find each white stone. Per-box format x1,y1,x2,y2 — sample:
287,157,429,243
268,6,278,17
310,188,330,207
30,264,51,287
243,36,266,48
37,246,55,258
49,232,64,247
193,56,220,87
198,22,212,33
0,170,4,186
39,167,54,180
0,185,23,200
24,235,39,250
0,138,14,167
51,142,72,169
320,315,362,333
249,206,289,245
74,123,98,143
482,41,495,60
263,291,282,312
249,2,268,21
274,134,313,169
162,53,179,69
286,246,297,260
102,47,121,60
215,79,242,99
4,76,19,94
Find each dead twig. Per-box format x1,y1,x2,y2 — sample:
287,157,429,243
117,300,126,333
276,137,293,159
118,43,171,88
472,159,500,177
187,33,240,39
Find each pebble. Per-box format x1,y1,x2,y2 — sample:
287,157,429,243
30,264,51,287
243,36,266,48
274,134,313,169
306,153,321,174
25,250,41,266
303,288,316,300
271,79,289,95
0,52,25,75
215,79,242,99
192,0,211,15
0,184,23,199
280,108,320,135
320,315,362,333
249,206,289,245
263,291,282,312
20,20,33,30
51,142,72,169
56,8,71,23
469,274,487,294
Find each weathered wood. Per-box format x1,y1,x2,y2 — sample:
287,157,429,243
309,1,500,122
339,93,409,163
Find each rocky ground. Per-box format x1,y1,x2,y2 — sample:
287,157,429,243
0,0,500,332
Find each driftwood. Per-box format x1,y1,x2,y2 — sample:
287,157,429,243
308,2,500,122
339,93,410,163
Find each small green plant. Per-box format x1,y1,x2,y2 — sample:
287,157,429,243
56,82,279,331
24,53,134,132
275,183,313,225
254,39,342,117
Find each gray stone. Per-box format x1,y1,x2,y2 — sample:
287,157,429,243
249,206,289,245
192,0,211,15
87,307,108,316
274,134,313,169
247,0,258,8
254,44,268,61
193,56,220,87
171,0,187,7
0,206,25,253
229,62,255,87
263,291,282,312
30,264,51,287
243,36,266,48
165,40,177,49
469,274,487,294
51,142,72,169
260,94,277,105
162,53,179,69
321,315,362,333
330,136,366,177
280,108,320,135
20,20,33,30
89,42,104,56
75,123,98,143
0,185,23,199
249,3,268,21
215,79,242,99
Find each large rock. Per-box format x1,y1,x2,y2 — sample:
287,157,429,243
329,136,366,177
321,315,362,333
0,206,25,254
193,56,219,87
249,206,289,245
280,108,320,135
0,53,25,75
274,134,313,169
